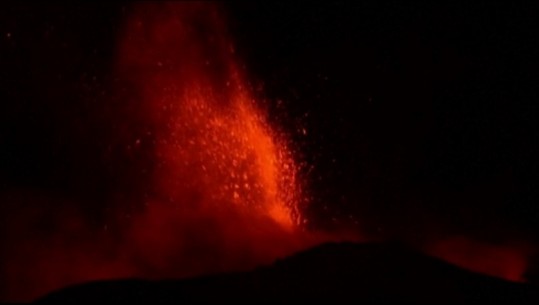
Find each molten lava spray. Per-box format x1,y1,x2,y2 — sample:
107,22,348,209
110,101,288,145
2,3,531,302
117,2,302,226
115,1,317,277
0,2,326,301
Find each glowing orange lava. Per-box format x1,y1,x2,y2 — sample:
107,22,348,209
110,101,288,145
114,1,319,278
117,2,302,230
0,3,323,302
153,88,301,229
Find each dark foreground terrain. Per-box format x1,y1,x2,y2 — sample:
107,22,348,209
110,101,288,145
36,242,539,303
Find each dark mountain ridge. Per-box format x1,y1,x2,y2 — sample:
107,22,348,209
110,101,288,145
36,242,539,303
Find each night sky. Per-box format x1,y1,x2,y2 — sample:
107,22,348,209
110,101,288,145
229,2,539,243
1,1,539,299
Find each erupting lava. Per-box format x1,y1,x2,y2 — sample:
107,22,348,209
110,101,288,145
0,2,321,302
117,1,315,274
2,2,533,302
116,2,302,229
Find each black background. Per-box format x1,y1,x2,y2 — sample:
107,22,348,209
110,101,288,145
1,1,539,250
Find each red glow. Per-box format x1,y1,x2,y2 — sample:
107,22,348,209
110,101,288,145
115,2,304,230
116,1,315,276
0,2,328,301
3,3,530,302
426,237,531,282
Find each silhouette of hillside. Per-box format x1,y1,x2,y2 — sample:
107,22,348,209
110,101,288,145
36,242,539,303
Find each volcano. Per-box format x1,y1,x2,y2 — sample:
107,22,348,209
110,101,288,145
3,1,539,302
36,242,539,303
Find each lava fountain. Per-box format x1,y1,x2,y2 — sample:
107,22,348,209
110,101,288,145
0,2,325,302
117,2,301,224
112,2,318,277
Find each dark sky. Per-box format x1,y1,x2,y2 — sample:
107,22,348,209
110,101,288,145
1,1,539,248
228,2,539,244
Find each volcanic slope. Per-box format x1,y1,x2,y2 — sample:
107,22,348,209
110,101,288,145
36,242,539,303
